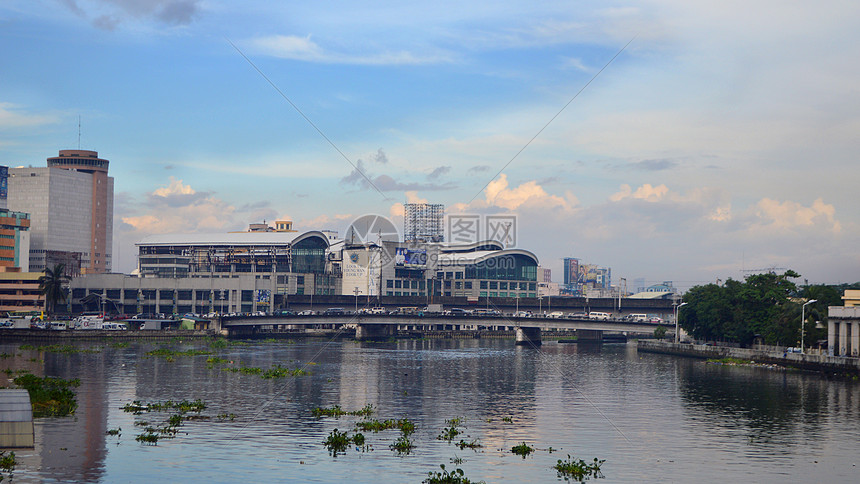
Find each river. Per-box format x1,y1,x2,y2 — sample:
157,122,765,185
2,337,859,482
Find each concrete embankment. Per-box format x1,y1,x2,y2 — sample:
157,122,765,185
638,340,860,375
0,329,216,342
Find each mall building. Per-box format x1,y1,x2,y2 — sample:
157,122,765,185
68,224,540,314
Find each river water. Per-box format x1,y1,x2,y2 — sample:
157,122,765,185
2,337,859,483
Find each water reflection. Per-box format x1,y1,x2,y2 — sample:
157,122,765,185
2,339,860,483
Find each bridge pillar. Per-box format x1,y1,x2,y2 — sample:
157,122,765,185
577,329,603,342
515,327,542,346
356,323,394,341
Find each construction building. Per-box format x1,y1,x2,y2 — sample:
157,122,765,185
404,203,444,242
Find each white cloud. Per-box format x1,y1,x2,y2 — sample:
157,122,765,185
249,34,453,65
0,103,58,129
748,197,842,234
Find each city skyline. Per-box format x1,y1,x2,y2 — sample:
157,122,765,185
1,1,858,289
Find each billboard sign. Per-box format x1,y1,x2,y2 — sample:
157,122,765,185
395,248,427,267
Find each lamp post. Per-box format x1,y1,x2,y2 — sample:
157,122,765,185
801,299,818,354
353,287,361,313
674,302,687,343
538,295,543,316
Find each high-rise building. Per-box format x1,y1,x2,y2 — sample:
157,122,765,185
0,207,31,270
8,150,113,274
404,203,444,242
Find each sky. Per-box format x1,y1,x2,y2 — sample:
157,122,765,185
1,0,858,291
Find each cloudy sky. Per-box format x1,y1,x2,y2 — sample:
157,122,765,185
1,0,858,290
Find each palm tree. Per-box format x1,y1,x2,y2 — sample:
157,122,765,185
38,263,69,317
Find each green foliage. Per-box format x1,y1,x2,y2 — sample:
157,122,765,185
106,427,121,436
13,373,80,417
135,432,159,444
312,404,373,418
323,428,360,456
511,442,534,458
455,439,482,450
1,450,17,481
423,464,484,484
222,364,308,378
355,417,413,434
145,348,212,359
38,263,69,316
390,434,414,454
653,325,667,339
437,417,464,441
680,270,801,346
207,338,230,349
554,454,605,481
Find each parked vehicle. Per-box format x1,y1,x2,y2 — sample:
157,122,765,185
588,312,611,320
103,322,128,330
548,311,565,319
297,310,315,316
649,316,664,324
324,308,345,315
567,312,588,319
74,312,104,330
370,307,387,314
48,322,68,331
625,313,649,322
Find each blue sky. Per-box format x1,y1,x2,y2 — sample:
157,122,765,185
2,0,858,289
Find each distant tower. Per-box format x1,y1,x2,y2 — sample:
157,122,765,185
404,203,444,242
8,150,113,274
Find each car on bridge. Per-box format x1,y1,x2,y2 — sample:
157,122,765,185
588,312,611,320
567,312,588,319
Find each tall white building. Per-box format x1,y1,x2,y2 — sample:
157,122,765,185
8,150,113,274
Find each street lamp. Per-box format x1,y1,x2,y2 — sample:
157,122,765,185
801,299,818,354
353,286,361,314
674,302,687,343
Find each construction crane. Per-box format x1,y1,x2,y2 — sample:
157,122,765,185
741,267,787,275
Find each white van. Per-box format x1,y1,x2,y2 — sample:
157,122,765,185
588,312,611,320
625,313,648,322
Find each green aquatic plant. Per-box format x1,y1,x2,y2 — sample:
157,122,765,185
553,454,605,481
355,416,412,434
106,427,121,436
207,338,229,349
423,464,484,484
145,348,212,359
135,432,159,444
511,442,534,458
390,434,414,454
13,373,80,417
0,450,17,481
437,417,463,442
313,404,373,419
455,439,482,450
323,428,352,456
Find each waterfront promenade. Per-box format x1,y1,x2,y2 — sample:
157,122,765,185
638,340,860,374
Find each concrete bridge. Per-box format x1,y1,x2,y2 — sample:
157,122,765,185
221,314,672,345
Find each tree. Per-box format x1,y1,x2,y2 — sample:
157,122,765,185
38,264,69,316
680,270,800,346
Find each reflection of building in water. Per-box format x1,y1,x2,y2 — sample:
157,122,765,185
32,352,108,482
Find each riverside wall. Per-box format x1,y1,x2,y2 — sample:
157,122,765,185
638,340,860,375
